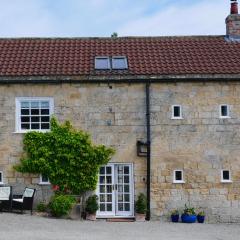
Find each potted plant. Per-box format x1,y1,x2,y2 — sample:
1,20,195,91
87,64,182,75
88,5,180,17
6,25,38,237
170,209,180,223
135,193,147,221
181,204,197,223
85,195,99,221
197,211,205,223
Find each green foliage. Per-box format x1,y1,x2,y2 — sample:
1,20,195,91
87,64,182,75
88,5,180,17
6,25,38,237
183,204,196,216
197,211,205,216
14,117,115,194
37,201,48,212
49,194,76,217
170,209,179,216
135,193,147,214
85,195,99,214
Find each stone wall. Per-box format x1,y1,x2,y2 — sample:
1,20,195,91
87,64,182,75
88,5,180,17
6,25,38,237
0,81,240,222
150,82,240,223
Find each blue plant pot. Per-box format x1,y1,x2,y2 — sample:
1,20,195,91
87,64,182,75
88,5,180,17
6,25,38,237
181,214,197,223
197,215,205,223
171,215,179,223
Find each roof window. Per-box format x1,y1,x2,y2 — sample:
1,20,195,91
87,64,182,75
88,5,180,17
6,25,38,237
112,56,128,69
95,57,111,70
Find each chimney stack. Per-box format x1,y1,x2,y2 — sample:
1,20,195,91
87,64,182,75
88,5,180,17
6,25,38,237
226,0,240,40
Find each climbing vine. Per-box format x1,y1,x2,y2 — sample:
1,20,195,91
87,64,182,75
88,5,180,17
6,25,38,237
14,117,115,194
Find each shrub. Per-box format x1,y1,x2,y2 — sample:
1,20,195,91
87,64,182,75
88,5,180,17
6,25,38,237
135,193,147,214
170,209,179,216
49,194,76,217
183,204,196,216
85,195,99,214
14,117,115,195
37,201,48,212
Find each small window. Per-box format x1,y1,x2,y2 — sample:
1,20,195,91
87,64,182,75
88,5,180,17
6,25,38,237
221,170,232,183
95,57,110,70
39,174,50,185
220,105,230,118
172,105,182,119
0,171,3,184
15,97,54,133
112,56,128,69
173,170,184,183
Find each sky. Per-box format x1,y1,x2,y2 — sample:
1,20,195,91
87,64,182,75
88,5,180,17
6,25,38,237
0,0,231,37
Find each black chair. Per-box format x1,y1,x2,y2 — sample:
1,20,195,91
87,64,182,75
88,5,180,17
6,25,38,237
12,188,36,214
0,186,12,211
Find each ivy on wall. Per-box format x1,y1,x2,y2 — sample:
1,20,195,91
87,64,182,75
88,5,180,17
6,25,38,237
14,118,115,195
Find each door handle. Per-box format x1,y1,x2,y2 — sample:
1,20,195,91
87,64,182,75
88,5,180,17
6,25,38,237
115,184,118,191
112,184,114,191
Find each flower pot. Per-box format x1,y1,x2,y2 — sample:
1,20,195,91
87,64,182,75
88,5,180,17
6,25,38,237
171,214,179,223
86,212,96,221
197,215,205,223
181,214,197,223
135,213,146,222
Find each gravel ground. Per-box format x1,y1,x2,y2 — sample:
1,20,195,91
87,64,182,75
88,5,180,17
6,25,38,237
0,213,239,240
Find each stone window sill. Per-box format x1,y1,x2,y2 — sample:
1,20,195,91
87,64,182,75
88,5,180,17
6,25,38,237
173,181,185,184
221,180,232,183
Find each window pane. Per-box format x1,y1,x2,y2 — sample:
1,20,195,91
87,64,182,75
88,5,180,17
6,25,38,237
21,109,29,115
100,194,105,202
31,116,40,123
41,116,50,122
106,194,112,202
100,204,105,211
31,123,40,129
124,166,129,174
100,167,105,175
118,194,123,202
99,176,105,184
174,106,180,117
100,185,105,193
221,105,228,117
41,123,50,129
118,203,123,211
106,185,112,193
175,171,182,181
41,175,49,182
41,101,49,108
41,109,50,115
31,102,39,108
106,167,111,174
21,102,29,108
95,58,110,69
124,194,130,202
106,176,112,184
21,117,30,123
124,176,129,183
125,203,130,211
31,109,39,115
124,185,130,193
223,171,230,180
21,124,30,129
112,57,128,69
107,204,112,211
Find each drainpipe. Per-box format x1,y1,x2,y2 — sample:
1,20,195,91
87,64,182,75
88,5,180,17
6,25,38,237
145,82,151,221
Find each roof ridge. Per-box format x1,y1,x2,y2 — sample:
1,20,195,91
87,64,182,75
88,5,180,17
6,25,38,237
0,35,226,40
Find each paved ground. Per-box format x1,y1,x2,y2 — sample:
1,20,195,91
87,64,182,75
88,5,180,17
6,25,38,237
0,213,239,240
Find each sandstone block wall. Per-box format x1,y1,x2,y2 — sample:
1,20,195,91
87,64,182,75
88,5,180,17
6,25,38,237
0,81,239,222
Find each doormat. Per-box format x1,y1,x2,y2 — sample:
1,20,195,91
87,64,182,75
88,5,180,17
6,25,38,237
106,218,135,222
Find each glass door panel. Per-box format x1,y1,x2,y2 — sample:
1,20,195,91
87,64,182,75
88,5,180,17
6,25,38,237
97,165,115,216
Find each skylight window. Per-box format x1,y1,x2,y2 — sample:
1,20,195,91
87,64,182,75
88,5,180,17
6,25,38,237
112,56,128,69
95,57,110,70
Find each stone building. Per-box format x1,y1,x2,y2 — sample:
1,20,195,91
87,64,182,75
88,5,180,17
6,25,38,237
0,1,240,223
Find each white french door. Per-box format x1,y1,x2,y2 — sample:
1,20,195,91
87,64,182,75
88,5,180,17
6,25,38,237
97,164,133,217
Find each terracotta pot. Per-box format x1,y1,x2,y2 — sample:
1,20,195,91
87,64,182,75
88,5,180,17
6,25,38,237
135,213,146,222
86,212,97,221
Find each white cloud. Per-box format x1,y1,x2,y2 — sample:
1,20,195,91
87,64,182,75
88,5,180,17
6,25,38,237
0,0,232,37
118,0,230,36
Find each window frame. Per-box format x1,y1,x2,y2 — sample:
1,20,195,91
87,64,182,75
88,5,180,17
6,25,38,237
0,171,3,184
112,56,128,70
39,174,50,185
171,105,183,119
219,104,230,119
173,170,185,184
15,97,54,133
95,56,111,70
221,170,232,183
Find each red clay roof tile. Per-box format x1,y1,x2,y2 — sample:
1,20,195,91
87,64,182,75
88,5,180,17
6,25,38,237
0,36,240,77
